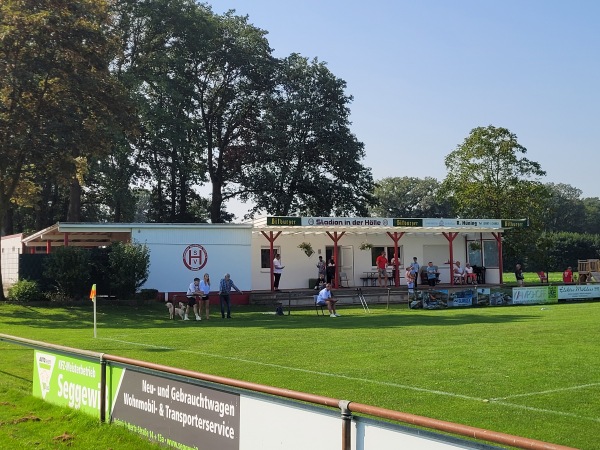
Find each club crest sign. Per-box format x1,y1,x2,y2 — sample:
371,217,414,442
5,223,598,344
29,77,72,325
182,244,208,271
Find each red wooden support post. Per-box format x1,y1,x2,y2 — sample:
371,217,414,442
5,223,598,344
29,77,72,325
325,231,346,288
386,231,405,287
442,232,459,285
261,231,282,291
492,232,503,284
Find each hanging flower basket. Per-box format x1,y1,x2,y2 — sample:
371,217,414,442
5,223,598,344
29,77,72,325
469,242,482,251
298,242,314,257
359,242,372,251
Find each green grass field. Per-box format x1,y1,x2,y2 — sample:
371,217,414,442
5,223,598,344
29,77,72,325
1,298,599,449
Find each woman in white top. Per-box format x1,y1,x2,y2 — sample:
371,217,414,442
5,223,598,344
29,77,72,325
199,273,211,320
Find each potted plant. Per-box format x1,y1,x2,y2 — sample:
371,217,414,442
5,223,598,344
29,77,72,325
359,242,372,251
298,242,314,257
469,241,482,251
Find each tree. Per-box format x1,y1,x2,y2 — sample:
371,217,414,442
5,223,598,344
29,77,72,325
582,197,600,235
442,126,546,219
371,176,451,218
441,126,547,265
110,0,211,223
538,183,586,233
195,12,275,222
237,54,374,216
0,0,131,299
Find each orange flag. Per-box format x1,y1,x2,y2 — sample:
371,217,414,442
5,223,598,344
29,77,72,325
90,284,97,301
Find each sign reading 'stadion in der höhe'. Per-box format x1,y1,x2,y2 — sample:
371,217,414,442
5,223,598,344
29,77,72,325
266,217,528,229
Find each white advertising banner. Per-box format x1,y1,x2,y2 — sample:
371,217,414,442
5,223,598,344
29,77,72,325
512,286,558,305
301,217,392,227
422,218,501,228
558,284,600,299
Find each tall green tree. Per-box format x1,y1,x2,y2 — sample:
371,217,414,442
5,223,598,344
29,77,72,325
582,197,600,235
540,183,586,233
0,0,131,299
441,125,547,265
371,176,451,218
194,12,275,222
238,54,374,216
111,0,212,223
442,125,546,219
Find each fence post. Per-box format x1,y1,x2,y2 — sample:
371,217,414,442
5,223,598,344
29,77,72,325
339,400,352,450
100,356,107,422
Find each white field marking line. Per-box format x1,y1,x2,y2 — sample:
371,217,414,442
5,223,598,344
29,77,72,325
491,383,600,401
99,337,480,401
490,400,600,423
99,337,600,423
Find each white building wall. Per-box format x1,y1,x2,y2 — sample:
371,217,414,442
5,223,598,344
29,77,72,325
1,234,23,290
133,225,252,293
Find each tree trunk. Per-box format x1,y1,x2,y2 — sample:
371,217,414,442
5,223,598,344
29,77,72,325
0,195,6,300
67,178,82,222
2,207,13,236
210,181,224,223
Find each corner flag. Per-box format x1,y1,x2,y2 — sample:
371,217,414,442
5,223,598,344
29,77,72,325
90,284,97,302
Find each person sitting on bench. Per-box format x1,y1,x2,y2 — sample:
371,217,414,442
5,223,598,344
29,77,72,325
316,283,340,317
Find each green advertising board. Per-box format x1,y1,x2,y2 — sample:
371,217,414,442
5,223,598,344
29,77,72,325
32,350,123,418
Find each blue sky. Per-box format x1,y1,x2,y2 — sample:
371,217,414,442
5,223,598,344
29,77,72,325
208,0,599,216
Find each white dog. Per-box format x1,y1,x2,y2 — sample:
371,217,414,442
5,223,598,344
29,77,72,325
166,302,186,320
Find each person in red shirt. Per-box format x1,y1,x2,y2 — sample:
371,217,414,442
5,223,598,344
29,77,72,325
562,266,573,283
376,250,388,287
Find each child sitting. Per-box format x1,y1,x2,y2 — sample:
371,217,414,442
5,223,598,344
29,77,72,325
314,274,326,290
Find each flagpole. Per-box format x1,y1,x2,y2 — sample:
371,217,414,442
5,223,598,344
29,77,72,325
90,284,97,338
93,297,97,338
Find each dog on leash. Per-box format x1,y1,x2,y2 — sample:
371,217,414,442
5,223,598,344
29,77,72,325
166,302,186,320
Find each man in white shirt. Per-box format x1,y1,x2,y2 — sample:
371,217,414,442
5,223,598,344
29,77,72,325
273,253,285,291
316,283,340,317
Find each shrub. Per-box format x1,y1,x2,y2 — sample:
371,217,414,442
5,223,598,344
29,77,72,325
43,247,91,299
109,242,150,299
8,279,41,302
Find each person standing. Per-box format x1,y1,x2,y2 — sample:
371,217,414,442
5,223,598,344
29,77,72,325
562,266,574,283
376,250,388,287
410,257,420,286
326,257,336,285
219,273,243,319
515,263,524,287
316,255,326,278
185,277,202,321
273,253,285,291
199,273,211,320
426,262,437,287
